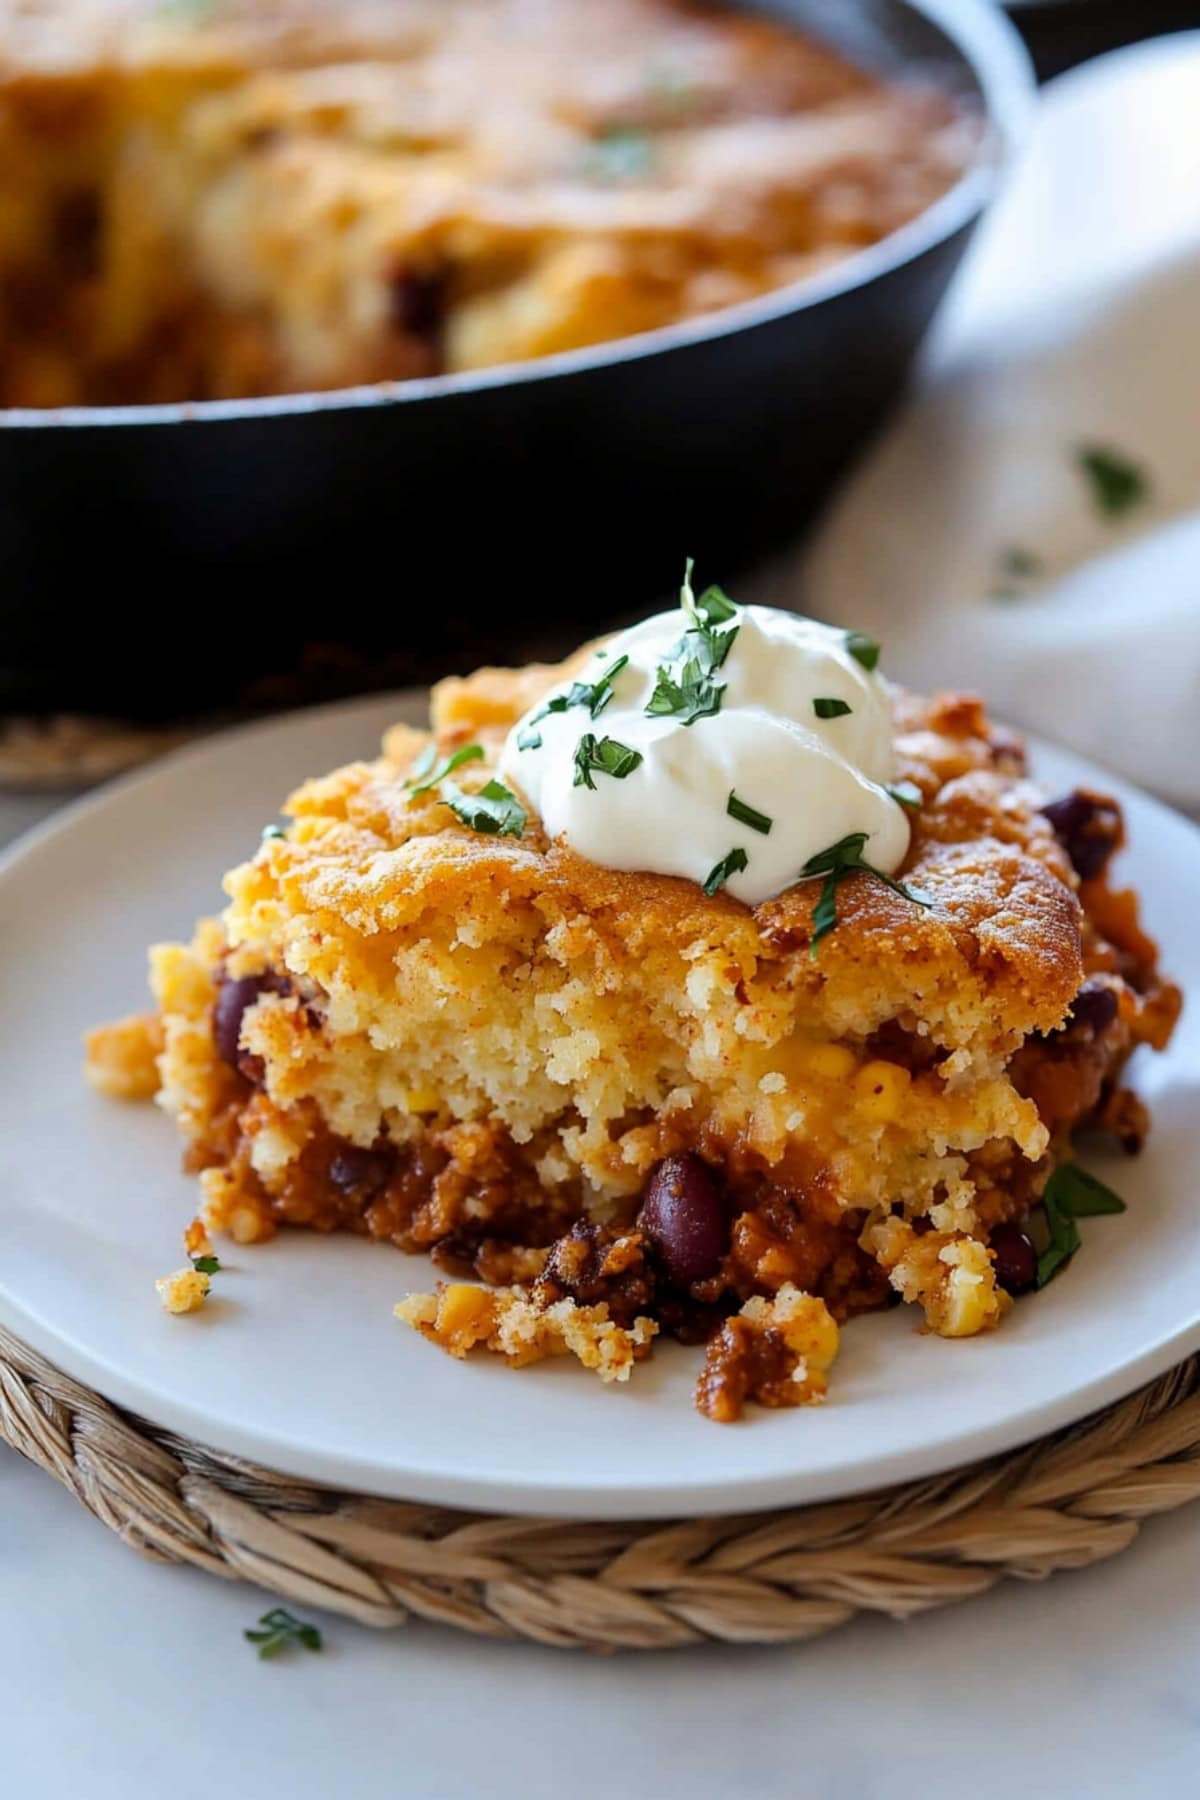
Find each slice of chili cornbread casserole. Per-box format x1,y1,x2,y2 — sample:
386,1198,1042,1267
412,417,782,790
89,632,1179,1412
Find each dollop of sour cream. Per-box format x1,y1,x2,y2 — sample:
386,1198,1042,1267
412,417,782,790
498,597,910,907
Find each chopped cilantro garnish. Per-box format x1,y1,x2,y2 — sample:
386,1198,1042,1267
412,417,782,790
813,697,852,720
886,780,922,812
844,630,880,672
1036,1162,1126,1288
647,62,697,109
679,557,738,630
703,847,749,897
159,0,217,20
244,1608,323,1661
407,742,485,797
517,655,630,751
727,791,772,835
645,558,740,726
439,777,526,838
404,743,523,838
1076,443,1150,519
190,1254,221,1276
801,831,931,952
572,733,643,789
261,824,286,841
990,544,1044,602
583,125,655,181
644,660,725,726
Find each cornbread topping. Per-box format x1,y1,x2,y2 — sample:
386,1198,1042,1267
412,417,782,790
499,582,911,906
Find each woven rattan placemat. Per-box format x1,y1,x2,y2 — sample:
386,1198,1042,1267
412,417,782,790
0,716,191,790
3,1325,1197,1651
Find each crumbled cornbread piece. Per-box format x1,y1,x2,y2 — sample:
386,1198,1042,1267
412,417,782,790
155,1267,210,1315
696,1285,840,1422
83,1012,163,1101
866,1218,1010,1337
396,1283,657,1384
183,1218,213,1258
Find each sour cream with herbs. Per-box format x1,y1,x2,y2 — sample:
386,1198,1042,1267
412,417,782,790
498,596,911,907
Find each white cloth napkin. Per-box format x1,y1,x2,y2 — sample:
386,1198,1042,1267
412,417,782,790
759,34,1200,813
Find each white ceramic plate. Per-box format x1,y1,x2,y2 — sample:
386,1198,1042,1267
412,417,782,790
0,695,1196,1519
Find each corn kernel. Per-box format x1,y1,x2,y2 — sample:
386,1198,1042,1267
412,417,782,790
935,1241,1009,1336
794,1042,856,1082
436,1284,496,1340
403,1085,442,1115
853,1059,912,1122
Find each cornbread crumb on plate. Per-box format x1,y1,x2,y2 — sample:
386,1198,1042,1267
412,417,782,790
82,1013,163,1102
396,1283,657,1384
696,1286,840,1424
155,1267,210,1315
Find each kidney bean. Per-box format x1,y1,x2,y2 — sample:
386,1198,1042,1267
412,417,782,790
990,1222,1038,1295
328,1147,394,1195
213,974,273,1070
1069,979,1119,1037
638,1154,730,1289
390,267,447,343
1042,790,1122,881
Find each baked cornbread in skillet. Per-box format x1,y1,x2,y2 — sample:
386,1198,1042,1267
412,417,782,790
88,591,1179,1419
0,0,974,405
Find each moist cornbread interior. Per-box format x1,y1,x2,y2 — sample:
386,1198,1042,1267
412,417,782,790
0,0,973,406
134,652,1179,1352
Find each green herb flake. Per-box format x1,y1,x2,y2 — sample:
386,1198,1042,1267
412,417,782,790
572,733,644,790
680,557,738,630
990,544,1044,602
1000,545,1041,578
886,780,923,812
407,742,485,797
1036,1162,1126,1289
261,824,286,841
518,655,631,752
583,125,655,181
1076,443,1150,519
801,831,931,953
727,790,773,835
244,1608,324,1661
159,0,217,21
1049,1165,1127,1217
439,777,526,838
844,630,880,672
647,62,697,110
813,697,852,720
645,558,740,727
190,1254,221,1276
703,847,749,897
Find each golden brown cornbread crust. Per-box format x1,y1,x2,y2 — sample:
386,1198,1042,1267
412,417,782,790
278,676,1086,1057
86,652,1180,1417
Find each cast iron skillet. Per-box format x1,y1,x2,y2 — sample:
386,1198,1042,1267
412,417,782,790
0,0,1034,719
